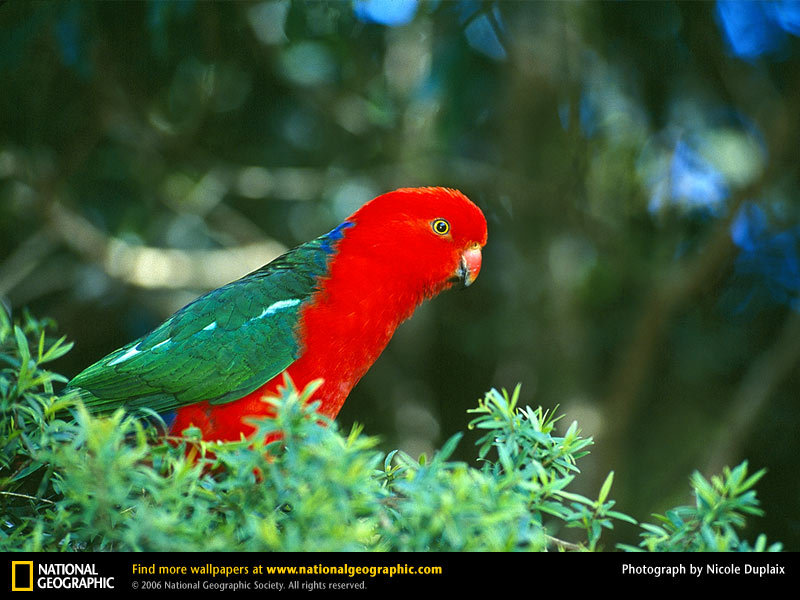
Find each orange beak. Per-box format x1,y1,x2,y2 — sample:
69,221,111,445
457,244,483,287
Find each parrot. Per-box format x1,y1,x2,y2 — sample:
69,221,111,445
65,187,488,442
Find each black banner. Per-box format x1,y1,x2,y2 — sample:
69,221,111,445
2,551,798,594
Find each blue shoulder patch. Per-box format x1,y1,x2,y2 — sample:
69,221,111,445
320,221,354,254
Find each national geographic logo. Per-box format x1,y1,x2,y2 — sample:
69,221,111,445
10,561,115,591
11,562,32,592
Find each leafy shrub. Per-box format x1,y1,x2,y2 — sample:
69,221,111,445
0,310,780,551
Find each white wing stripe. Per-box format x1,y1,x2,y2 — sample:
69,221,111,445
256,298,301,320
108,344,142,366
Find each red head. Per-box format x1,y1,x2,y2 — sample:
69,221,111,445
239,186,489,423
342,187,488,299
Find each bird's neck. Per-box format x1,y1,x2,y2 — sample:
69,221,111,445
290,251,429,418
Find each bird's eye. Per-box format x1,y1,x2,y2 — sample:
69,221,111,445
432,219,450,235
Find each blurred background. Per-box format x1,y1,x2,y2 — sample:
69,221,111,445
1,0,799,549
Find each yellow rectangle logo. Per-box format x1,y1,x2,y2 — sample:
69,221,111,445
11,561,33,592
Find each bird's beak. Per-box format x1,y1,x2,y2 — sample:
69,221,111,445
456,244,483,288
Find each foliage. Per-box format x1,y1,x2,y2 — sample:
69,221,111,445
0,306,74,541
0,311,779,552
623,462,782,552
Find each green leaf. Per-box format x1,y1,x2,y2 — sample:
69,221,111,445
597,471,614,506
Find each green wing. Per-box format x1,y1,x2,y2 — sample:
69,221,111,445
66,230,343,416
